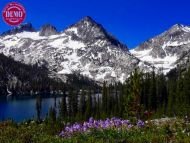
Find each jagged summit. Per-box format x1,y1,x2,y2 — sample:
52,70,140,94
168,24,190,31
164,24,189,35
0,16,126,50
170,23,185,29
130,23,190,74
39,24,58,36
69,16,99,27
65,16,128,50
1,23,35,36
79,16,97,23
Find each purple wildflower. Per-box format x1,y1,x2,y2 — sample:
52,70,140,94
59,117,146,138
137,120,145,128
89,117,94,123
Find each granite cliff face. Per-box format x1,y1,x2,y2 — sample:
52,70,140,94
39,24,58,36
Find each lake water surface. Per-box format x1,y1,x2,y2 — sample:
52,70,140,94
0,95,62,122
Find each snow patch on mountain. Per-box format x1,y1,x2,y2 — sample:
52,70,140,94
130,49,177,73
15,32,47,40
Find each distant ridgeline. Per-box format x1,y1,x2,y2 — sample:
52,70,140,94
0,54,98,96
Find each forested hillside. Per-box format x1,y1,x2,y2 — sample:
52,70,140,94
0,54,98,95
57,67,190,123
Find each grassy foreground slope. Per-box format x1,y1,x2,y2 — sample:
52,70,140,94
0,118,190,143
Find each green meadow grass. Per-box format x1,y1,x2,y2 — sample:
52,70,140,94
0,119,190,143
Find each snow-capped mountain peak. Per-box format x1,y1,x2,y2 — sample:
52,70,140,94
130,24,190,74
0,16,150,83
168,24,190,33
64,16,126,49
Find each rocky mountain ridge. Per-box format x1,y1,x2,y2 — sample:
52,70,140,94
130,24,190,73
0,16,150,83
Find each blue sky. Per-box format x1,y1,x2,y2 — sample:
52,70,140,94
0,0,190,48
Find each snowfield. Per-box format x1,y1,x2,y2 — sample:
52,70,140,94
130,49,178,74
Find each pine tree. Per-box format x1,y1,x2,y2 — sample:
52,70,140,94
167,69,178,116
36,95,42,122
123,69,142,119
67,90,73,122
107,84,112,117
118,82,125,118
113,83,120,117
85,89,92,120
72,90,78,120
157,72,167,115
150,68,157,111
123,78,132,118
59,95,67,121
181,68,190,116
49,107,57,123
78,89,86,120
95,89,101,119
102,81,108,117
